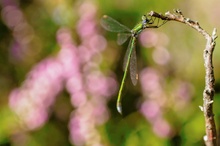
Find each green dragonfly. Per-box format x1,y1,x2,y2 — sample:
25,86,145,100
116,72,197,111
100,14,165,114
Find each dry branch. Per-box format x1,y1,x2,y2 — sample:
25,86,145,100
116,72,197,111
148,10,218,146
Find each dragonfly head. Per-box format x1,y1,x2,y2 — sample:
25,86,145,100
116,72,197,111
141,15,150,25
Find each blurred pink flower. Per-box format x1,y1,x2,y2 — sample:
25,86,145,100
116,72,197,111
1,5,23,29
140,100,161,122
153,118,172,138
6,1,117,146
9,59,63,129
152,46,170,65
139,67,173,138
173,81,194,110
139,30,158,48
77,19,96,39
86,72,117,97
140,67,162,96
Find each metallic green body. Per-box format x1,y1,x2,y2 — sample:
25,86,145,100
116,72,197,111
100,15,158,114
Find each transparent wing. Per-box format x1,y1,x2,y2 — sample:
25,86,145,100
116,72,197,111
117,33,131,45
123,38,132,71
130,43,138,85
123,37,138,85
100,15,131,33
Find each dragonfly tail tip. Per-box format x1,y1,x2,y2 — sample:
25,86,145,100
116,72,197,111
117,104,123,115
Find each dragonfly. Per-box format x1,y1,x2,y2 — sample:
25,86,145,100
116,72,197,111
100,14,166,114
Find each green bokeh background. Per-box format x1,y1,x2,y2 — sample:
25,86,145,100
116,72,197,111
1,0,220,145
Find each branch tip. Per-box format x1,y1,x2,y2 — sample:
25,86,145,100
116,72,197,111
212,28,217,40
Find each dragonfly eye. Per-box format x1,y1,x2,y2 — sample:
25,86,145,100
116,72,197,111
141,15,147,21
141,15,149,25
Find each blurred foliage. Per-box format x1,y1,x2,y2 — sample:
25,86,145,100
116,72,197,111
0,0,220,146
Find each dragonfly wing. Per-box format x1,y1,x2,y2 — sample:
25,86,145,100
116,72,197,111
117,33,131,45
123,38,132,71
123,37,138,85
100,15,131,33
130,42,138,85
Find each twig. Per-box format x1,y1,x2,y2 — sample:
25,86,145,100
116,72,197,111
148,9,218,146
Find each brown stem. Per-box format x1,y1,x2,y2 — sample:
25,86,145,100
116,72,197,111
148,10,218,146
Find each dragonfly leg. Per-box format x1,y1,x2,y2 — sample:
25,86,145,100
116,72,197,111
158,19,168,27
148,15,156,24
147,17,168,28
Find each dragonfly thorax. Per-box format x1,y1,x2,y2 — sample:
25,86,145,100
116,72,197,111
130,15,151,37
131,23,144,37
141,15,151,28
